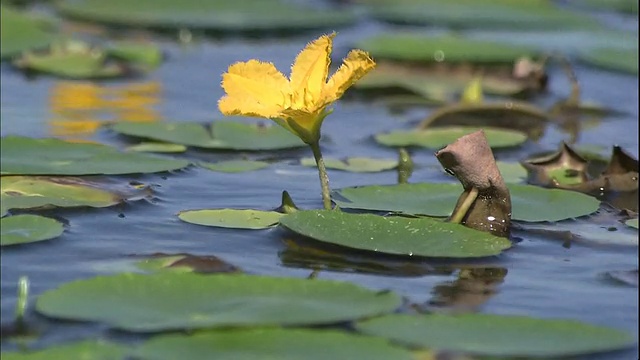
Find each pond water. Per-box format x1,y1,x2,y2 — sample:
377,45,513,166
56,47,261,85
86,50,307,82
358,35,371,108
1,2,638,359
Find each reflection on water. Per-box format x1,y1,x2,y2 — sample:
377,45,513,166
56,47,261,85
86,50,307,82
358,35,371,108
48,81,162,140
427,267,508,313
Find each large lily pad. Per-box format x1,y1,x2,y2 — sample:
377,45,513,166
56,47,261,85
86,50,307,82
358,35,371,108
35,272,401,332
300,157,398,173
355,313,636,357
178,209,282,229
278,210,512,258
357,33,538,64
1,5,56,60
1,176,123,213
56,0,354,33
578,47,638,75
111,121,305,151
199,160,270,173
1,215,65,246
1,340,127,360
375,126,527,149
360,0,601,30
0,136,190,175
136,328,414,360
332,183,601,222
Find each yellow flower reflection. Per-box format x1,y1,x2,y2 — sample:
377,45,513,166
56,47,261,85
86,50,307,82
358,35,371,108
218,33,376,144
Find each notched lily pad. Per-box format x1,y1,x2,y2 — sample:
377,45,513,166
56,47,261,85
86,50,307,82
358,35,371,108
278,210,512,258
355,313,636,358
300,157,398,173
178,209,282,230
1,5,57,60
1,215,65,246
1,340,127,360
35,272,402,332
199,160,270,173
375,126,527,150
135,328,414,360
0,136,190,175
111,121,305,151
135,253,241,274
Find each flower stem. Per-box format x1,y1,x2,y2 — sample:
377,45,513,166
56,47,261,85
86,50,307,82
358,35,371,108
449,187,479,224
309,141,332,210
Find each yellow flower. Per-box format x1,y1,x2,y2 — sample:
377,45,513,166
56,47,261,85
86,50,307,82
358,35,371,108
218,33,376,144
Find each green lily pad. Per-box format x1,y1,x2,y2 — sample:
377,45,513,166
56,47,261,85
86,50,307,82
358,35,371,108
572,0,638,14
332,183,601,222
1,215,64,246
0,136,190,175
107,41,162,68
111,121,305,151
135,253,241,274
0,5,56,60
127,142,187,153
496,162,527,183
278,210,512,258
178,209,282,229
300,157,398,173
357,33,538,64
1,340,127,360
355,313,635,357
361,0,601,30
579,47,638,75
35,272,402,332
625,218,638,229
56,0,354,33
375,126,527,149
13,41,125,79
136,328,414,360
199,160,270,173
1,176,123,212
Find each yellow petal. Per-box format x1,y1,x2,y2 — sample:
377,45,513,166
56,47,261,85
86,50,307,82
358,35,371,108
461,76,484,104
221,60,289,108
289,33,335,105
322,49,376,104
218,95,282,118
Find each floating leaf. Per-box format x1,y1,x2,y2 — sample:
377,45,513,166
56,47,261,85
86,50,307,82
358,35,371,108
0,5,56,59
199,160,270,173
1,215,64,246
300,157,398,173
127,142,187,153
375,126,527,150
355,313,635,357
106,41,162,68
135,253,241,274
0,136,190,175
1,176,123,212
1,340,127,360
625,218,638,229
496,162,527,183
572,0,638,14
178,209,282,229
56,0,354,33
35,272,402,332
111,121,305,151
522,142,589,186
332,183,601,222
579,47,638,75
278,210,512,258
136,328,414,360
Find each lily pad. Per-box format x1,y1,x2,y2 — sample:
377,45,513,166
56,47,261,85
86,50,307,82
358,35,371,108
496,162,527,183
13,41,126,79
199,160,270,173
375,126,527,149
136,328,414,360
625,218,638,229
111,121,305,151
127,142,187,153
0,136,190,175
56,0,354,33
361,0,601,30
135,253,241,274
357,34,538,64
300,157,398,173
1,5,56,60
106,41,162,68
35,272,402,332
178,209,282,229
332,183,601,222
1,340,127,360
1,176,123,212
1,215,65,246
572,0,638,15
278,210,512,258
579,47,638,75
355,313,635,357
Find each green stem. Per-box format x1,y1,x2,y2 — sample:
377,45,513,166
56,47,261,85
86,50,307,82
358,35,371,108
309,141,332,210
15,276,29,322
449,187,479,224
